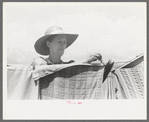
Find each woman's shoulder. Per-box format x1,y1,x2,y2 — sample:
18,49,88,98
32,56,48,69
33,56,47,64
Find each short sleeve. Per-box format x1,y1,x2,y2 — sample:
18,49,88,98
32,57,48,70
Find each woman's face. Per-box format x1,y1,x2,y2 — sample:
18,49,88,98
46,35,67,57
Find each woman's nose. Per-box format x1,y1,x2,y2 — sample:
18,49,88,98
60,41,67,46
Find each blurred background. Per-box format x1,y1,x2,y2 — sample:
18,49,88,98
3,2,146,65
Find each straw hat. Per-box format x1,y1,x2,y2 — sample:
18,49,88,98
34,26,79,55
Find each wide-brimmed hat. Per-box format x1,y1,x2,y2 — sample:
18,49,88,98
34,26,79,55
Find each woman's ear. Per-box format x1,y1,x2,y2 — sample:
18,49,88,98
46,41,50,48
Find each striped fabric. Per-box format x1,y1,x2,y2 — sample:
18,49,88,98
115,67,144,99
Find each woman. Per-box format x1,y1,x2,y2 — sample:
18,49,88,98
33,26,102,69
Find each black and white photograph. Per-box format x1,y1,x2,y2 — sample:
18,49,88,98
3,2,146,119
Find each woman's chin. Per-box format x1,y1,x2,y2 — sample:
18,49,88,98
58,51,64,56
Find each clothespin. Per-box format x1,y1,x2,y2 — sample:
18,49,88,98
102,59,114,83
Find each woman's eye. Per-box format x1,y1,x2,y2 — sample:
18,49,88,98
58,40,67,44
57,40,61,43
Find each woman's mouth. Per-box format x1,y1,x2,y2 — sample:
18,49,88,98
59,49,64,50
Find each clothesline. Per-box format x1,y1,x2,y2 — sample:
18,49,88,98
7,62,144,99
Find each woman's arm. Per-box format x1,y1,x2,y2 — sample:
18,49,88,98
84,53,103,64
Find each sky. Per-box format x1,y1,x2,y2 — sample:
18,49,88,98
3,2,146,64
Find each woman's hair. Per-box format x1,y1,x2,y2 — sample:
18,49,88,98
46,35,57,42
44,35,57,53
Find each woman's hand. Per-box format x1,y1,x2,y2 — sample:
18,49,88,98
85,53,102,64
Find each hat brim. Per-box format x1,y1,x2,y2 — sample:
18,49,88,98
34,34,78,55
